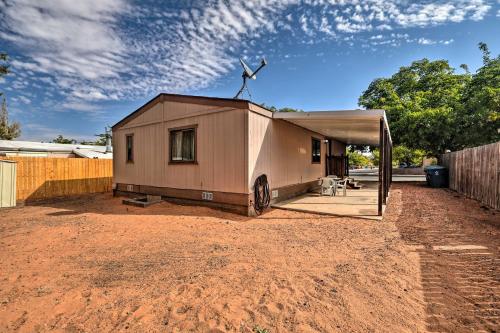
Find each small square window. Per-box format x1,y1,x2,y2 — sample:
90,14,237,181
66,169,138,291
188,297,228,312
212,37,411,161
169,126,197,163
126,134,133,163
312,138,321,163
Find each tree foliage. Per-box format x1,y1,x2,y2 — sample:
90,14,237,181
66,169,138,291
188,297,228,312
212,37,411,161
80,133,107,146
347,150,372,168
0,53,8,79
456,43,500,147
52,135,76,144
392,145,426,166
0,97,21,140
260,104,303,112
0,53,21,140
359,43,499,156
370,145,425,167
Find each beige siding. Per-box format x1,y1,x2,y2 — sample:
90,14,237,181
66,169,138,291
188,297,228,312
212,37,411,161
124,101,239,129
248,111,325,191
331,139,346,155
115,99,328,197
113,101,247,194
124,102,163,127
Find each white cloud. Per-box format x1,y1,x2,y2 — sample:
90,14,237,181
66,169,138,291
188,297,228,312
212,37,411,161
300,14,313,36
418,37,455,45
60,101,101,112
2,0,127,79
418,37,436,45
17,95,32,104
0,0,493,107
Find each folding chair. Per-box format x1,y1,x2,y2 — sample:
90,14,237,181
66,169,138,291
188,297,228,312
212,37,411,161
334,178,348,196
320,177,335,196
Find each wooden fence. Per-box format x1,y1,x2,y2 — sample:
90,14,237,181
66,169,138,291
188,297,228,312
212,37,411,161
0,157,113,202
440,142,500,210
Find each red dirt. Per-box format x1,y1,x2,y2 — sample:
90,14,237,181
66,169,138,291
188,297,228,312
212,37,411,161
391,183,499,333
0,183,497,332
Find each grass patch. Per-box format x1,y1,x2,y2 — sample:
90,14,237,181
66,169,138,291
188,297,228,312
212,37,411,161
253,325,269,333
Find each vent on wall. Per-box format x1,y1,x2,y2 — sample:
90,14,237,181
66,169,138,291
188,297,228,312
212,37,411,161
272,190,279,199
202,192,213,201
127,184,134,192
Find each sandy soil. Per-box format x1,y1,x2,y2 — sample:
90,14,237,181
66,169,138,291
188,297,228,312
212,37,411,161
391,184,499,333
0,183,496,332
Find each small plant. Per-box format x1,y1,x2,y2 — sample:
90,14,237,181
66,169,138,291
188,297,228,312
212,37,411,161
253,326,269,333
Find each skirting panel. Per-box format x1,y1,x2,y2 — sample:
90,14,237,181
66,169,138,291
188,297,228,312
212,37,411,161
269,180,320,205
115,180,320,216
114,183,251,215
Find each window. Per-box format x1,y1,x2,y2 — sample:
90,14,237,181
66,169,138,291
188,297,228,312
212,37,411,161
169,126,197,163
312,137,321,163
126,134,133,163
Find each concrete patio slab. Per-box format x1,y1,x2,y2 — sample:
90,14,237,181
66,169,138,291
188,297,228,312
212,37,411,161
272,182,384,220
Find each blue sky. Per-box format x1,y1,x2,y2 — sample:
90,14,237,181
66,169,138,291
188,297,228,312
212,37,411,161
0,0,499,142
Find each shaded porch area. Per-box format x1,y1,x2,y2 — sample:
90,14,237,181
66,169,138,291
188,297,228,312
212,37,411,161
273,109,392,217
271,181,382,220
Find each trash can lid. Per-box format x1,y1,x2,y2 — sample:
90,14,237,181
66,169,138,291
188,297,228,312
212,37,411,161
424,165,447,171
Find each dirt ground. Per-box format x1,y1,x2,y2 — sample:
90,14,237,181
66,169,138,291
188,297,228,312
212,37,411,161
392,184,499,333
0,183,497,333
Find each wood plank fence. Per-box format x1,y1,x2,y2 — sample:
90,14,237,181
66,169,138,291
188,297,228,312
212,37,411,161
440,142,500,210
0,157,113,202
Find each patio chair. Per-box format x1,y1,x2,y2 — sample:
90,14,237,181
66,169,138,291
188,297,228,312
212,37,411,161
334,178,348,196
320,177,335,196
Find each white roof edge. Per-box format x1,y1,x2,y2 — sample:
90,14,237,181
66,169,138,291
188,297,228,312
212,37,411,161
72,149,113,159
272,109,385,119
0,140,109,152
383,112,392,144
273,109,392,144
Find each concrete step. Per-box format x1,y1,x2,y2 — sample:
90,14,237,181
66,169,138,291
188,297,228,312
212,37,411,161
347,178,363,189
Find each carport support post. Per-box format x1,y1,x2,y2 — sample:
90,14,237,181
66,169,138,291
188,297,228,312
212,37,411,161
325,138,332,176
388,141,392,189
384,129,389,202
378,118,384,216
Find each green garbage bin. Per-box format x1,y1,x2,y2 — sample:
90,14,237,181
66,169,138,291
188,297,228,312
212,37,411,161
424,165,448,188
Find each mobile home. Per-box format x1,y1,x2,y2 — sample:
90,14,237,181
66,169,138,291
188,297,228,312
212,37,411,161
112,93,392,216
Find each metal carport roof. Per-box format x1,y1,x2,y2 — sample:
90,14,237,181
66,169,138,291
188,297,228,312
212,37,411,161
272,109,391,146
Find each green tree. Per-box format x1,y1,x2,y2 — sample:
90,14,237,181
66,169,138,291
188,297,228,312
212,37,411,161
52,135,76,144
359,58,469,156
80,133,107,146
260,104,303,112
347,150,371,168
0,97,21,140
359,43,499,156
371,148,380,166
0,53,20,140
392,145,426,167
0,53,8,79
456,43,500,147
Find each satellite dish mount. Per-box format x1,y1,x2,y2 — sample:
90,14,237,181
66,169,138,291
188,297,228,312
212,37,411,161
234,58,267,99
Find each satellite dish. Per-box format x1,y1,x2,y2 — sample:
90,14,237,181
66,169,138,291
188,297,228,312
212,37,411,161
234,57,267,99
240,59,255,79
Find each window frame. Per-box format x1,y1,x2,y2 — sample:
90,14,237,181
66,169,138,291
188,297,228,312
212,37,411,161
311,137,321,164
125,134,134,163
168,124,198,165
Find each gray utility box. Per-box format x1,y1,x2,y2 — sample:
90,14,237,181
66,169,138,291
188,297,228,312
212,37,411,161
0,160,17,208
424,165,448,188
